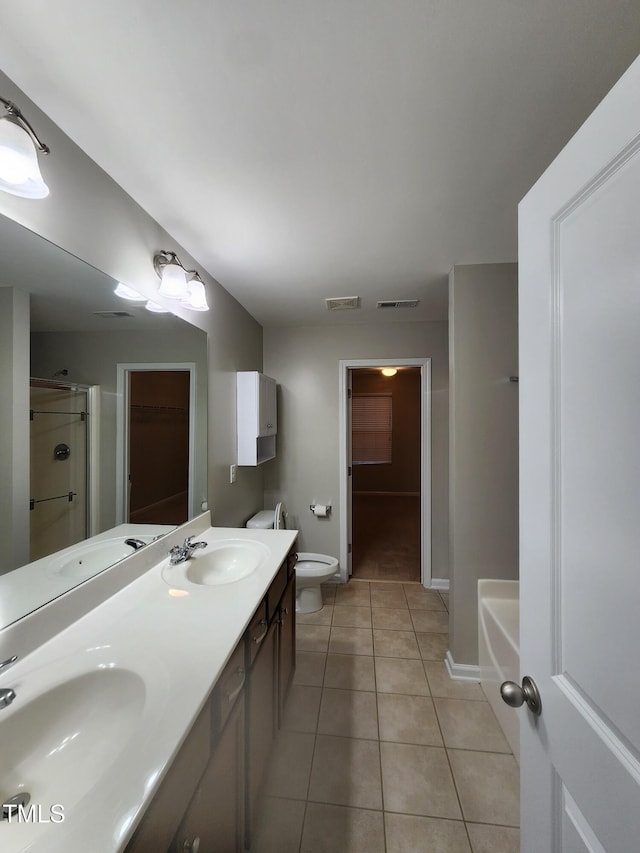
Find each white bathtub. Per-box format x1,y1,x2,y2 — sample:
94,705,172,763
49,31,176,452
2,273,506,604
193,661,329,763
478,578,520,763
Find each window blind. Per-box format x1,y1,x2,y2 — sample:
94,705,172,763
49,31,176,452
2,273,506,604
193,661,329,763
352,393,392,464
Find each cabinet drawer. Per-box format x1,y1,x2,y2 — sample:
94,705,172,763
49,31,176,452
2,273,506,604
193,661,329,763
267,561,287,622
213,639,246,735
246,599,268,666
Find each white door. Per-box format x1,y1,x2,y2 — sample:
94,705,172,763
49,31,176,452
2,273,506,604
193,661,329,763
519,55,640,851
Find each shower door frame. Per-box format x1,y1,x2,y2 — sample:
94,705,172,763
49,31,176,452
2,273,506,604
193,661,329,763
338,357,432,588
29,377,101,542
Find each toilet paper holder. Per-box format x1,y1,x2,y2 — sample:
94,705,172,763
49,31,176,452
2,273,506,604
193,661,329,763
309,503,331,516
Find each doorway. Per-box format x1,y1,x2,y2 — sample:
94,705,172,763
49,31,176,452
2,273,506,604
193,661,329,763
116,363,197,525
339,358,431,586
351,367,422,581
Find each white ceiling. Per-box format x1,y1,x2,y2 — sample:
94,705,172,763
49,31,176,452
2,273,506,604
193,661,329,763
2,1,640,327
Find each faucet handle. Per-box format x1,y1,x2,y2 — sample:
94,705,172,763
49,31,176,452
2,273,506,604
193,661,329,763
0,655,17,672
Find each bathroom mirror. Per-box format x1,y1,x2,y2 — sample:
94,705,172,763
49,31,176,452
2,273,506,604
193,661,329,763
0,213,208,630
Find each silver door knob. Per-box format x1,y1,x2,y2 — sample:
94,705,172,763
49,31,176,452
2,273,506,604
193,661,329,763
500,675,542,716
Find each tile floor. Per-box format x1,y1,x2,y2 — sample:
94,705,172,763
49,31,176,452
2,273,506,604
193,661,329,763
250,580,520,853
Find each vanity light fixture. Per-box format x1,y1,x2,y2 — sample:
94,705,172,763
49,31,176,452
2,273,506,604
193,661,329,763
145,300,170,313
0,96,50,199
153,250,210,311
381,367,398,377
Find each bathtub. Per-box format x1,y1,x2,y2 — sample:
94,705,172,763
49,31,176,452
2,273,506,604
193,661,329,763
478,579,520,763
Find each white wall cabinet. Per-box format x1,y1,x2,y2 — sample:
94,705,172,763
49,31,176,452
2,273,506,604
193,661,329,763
237,371,277,465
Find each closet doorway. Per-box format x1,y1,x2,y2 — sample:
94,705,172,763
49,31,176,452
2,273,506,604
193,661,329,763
116,363,197,525
339,358,432,586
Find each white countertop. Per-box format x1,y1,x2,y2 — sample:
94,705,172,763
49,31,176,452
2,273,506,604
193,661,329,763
0,525,298,853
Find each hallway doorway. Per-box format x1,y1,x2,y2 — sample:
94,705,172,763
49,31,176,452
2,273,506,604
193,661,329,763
339,358,431,587
350,367,422,582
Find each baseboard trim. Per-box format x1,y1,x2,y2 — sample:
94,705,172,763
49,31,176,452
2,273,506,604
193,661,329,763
430,577,450,591
445,650,481,682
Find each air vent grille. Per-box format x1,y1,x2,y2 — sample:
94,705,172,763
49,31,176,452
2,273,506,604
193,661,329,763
376,300,420,309
93,310,135,319
325,296,360,311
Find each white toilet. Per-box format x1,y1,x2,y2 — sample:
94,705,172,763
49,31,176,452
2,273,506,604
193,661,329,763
246,503,339,613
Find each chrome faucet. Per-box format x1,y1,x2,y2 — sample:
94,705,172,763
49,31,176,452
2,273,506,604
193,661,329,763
0,656,17,709
0,688,16,709
124,538,147,551
169,536,207,565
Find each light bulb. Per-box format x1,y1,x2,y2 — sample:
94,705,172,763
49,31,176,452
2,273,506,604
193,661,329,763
0,117,49,198
381,368,397,377
158,261,188,299
181,279,209,311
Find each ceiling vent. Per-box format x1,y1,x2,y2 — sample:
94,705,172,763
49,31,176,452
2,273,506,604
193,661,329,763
325,296,360,311
93,310,135,319
376,299,420,309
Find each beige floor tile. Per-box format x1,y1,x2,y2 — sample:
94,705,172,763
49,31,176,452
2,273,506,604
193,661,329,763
374,657,430,695
264,731,315,800
324,653,376,691
370,585,408,609
281,684,322,733
411,609,449,633
434,698,511,752
297,624,330,653
448,750,520,826
321,583,337,603
403,585,447,611
329,626,374,656
297,604,334,626
466,822,520,853
415,632,449,661
301,803,385,853
309,734,383,810
318,688,379,740
373,629,421,659
377,693,442,746
332,604,372,628
380,742,462,819
372,607,413,631
335,582,371,607
293,651,327,687
384,813,471,853
250,796,306,853
423,661,485,700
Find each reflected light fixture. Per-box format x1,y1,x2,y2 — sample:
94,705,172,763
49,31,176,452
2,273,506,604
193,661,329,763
153,250,210,311
145,300,170,314
114,283,147,302
0,96,50,198
381,367,398,377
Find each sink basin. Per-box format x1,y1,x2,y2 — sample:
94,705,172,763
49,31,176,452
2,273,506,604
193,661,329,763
0,668,146,825
45,538,148,580
168,539,270,586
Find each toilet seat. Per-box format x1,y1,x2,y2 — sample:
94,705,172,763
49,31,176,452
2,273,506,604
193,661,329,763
295,553,338,579
274,501,287,530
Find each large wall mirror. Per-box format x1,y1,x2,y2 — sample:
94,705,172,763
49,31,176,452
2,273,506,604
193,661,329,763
0,213,208,630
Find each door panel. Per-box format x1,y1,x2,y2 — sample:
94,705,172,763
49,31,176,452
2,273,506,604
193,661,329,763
519,54,640,852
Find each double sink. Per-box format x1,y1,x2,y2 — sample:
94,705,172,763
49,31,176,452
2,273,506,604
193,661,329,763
0,525,297,852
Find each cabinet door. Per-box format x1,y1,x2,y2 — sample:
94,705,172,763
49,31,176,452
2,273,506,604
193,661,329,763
172,695,245,853
278,572,296,725
245,619,277,847
258,374,276,437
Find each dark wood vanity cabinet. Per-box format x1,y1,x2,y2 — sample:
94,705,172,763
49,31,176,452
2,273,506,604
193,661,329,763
123,545,296,853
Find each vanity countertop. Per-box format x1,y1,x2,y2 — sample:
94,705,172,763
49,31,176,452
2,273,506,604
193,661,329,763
0,525,298,853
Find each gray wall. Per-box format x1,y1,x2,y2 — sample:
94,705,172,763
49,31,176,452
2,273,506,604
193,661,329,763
0,70,264,535
0,288,30,573
263,321,449,579
448,263,519,667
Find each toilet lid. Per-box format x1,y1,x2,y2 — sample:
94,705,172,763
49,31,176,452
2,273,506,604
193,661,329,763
275,501,287,530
